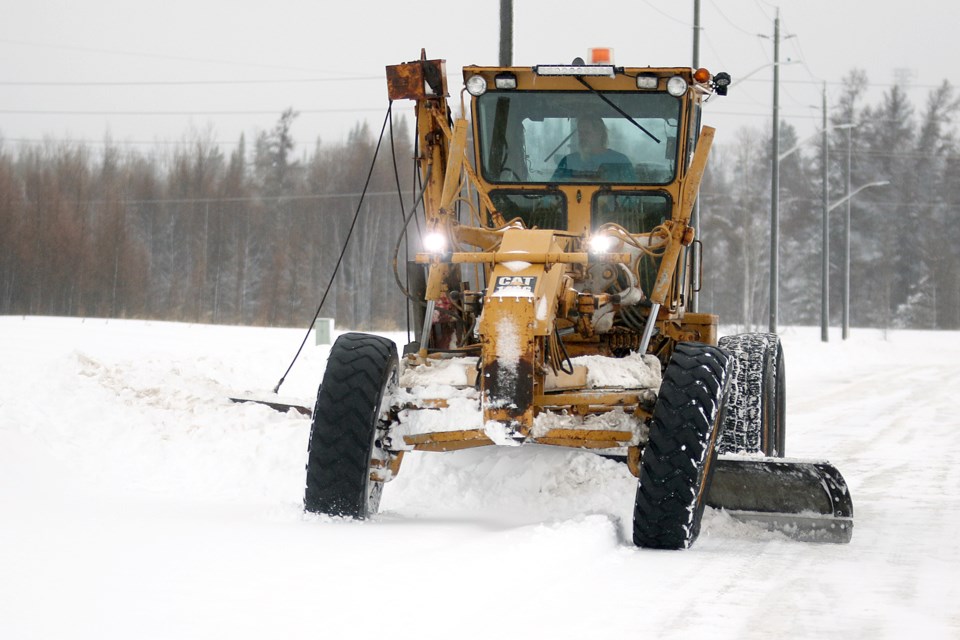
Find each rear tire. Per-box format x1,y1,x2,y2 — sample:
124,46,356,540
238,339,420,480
717,333,785,457
633,343,731,550
304,333,398,518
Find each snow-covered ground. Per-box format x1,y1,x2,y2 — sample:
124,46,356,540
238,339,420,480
1,316,957,639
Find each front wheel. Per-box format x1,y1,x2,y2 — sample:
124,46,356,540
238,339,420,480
633,343,731,550
304,333,398,518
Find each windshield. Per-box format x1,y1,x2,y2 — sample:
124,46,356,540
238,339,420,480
476,91,682,185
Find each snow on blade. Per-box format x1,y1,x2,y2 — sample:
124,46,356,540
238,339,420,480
394,357,482,437
571,352,662,389
399,355,477,388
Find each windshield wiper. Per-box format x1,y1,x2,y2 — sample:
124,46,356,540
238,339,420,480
543,130,575,163
576,77,661,144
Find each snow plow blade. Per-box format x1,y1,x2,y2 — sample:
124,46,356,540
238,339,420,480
229,394,312,416
706,456,854,543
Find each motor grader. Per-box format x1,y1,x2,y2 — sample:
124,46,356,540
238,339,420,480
302,51,853,548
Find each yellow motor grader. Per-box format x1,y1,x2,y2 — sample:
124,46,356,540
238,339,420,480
303,51,853,548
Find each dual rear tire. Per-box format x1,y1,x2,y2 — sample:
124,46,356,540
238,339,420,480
717,333,786,457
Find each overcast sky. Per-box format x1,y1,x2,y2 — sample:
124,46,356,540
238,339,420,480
1,0,956,154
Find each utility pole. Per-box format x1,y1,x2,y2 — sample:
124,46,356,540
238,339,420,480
768,9,781,334
499,0,513,67
842,125,853,339
820,84,829,342
691,0,701,312
692,0,701,65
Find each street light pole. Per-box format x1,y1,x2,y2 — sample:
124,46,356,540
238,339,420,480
769,8,781,334
691,0,702,312
826,179,887,338
499,0,513,67
820,84,829,342
842,125,854,339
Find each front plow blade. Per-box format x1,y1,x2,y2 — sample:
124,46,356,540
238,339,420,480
706,456,854,543
229,393,313,416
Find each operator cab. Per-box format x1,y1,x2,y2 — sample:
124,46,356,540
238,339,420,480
463,52,728,236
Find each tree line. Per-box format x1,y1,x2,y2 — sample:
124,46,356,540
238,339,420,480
1,72,959,331
701,71,960,331
0,108,418,330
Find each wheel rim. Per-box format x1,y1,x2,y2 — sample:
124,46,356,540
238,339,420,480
363,362,398,516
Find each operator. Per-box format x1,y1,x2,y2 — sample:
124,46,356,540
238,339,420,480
552,117,635,182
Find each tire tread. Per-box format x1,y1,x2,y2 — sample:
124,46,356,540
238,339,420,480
304,333,397,518
633,343,731,549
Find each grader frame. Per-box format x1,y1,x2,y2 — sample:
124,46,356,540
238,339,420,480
299,51,852,548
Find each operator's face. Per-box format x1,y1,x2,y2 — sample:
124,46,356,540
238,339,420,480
578,121,604,155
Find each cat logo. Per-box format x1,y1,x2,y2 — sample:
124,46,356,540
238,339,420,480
493,275,537,293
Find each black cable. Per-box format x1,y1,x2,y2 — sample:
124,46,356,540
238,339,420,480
405,109,425,338
271,102,394,394
391,165,432,302
411,111,424,242
387,107,411,343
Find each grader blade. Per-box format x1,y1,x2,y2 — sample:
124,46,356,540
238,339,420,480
229,394,313,416
706,456,854,543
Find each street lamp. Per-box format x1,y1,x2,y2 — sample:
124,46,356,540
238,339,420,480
828,181,889,212
833,123,857,340
729,59,799,90
776,116,873,342
826,179,889,339
778,130,821,162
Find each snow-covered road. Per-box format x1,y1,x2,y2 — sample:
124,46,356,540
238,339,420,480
1,317,957,639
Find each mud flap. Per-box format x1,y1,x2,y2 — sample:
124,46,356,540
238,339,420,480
706,455,854,543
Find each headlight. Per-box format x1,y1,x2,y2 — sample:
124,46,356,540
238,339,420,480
423,232,447,254
666,75,688,97
588,234,615,254
494,72,517,89
636,74,658,90
713,71,731,96
465,74,488,96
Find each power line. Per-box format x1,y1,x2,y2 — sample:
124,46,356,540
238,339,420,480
3,137,247,147
752,0,778,21
639,0,691,26
0,37,352,75
0,76,382,87
786,34,823,84
708,109,821,120
0,107,385,116
701,32,731,70
6,131,953,163
707,0,761,37
739,77,956,90
22,191,401,208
